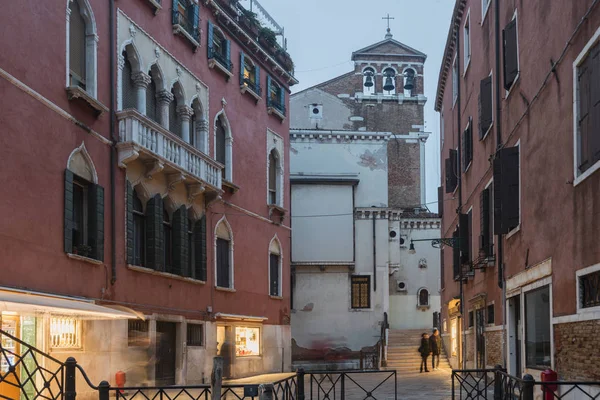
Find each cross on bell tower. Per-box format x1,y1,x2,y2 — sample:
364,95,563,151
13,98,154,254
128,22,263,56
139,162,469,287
382,14,395,39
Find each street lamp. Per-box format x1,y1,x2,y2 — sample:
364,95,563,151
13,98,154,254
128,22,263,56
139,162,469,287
408,237,462,254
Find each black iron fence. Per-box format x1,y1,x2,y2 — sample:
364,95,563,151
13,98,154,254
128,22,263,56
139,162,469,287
452,366,600,399
306,370,397,400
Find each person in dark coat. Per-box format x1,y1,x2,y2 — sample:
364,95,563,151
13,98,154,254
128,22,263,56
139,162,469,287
418,332,431,373
430,328,442,370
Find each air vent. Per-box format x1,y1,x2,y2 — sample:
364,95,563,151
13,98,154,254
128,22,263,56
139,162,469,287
396,281,407,292
309,104,323,119
389,230,398,239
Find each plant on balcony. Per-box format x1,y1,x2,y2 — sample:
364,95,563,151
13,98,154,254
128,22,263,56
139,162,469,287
240,8,260,37
259,26,278,50
276,49,295,74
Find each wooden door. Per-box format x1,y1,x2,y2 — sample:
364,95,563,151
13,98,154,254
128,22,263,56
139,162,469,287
1,316,21,400
155,322,177,386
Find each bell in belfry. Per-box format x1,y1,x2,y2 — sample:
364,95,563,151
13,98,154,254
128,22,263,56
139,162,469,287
403,69,415,90
364,72,374,88
383,75,395,92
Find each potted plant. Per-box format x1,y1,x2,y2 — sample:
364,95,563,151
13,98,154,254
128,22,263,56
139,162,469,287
259,26,278,51
240,8,260,37
76,244,92,258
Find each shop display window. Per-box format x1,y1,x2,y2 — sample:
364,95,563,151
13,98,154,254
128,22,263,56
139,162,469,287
235,327,260,356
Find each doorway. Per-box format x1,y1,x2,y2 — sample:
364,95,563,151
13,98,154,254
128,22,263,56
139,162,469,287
508,296,522,377
217,326,233,378
475,308,485,369
1,316,20,400
155,321,177,386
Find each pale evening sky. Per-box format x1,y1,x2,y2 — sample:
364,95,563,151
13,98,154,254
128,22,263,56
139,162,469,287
245,0,456,212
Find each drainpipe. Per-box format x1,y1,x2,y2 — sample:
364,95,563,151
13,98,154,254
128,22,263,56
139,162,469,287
372,209,377,292
109,0,117,285
494,0,507,367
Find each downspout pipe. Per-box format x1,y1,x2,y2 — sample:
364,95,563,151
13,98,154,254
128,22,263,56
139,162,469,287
494,0,507,367
372,209,377,292
109,0,117,285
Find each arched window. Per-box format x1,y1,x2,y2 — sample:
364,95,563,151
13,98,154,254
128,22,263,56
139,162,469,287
269,237,282,297
418,288,430,307
132,189,145,266
215,218,233,288
169,88,181,137
215,114,232,181
121,51,137,110
382,68,396,96
163,209,173,273
146,75,158,123
67,0,97,97
363,67,376,96
268,150,279,205
216,117,226,177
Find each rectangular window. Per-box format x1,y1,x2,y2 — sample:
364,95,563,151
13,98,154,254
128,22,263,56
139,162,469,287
351,275,371,309
479,184,494,257
468,311,474,328
503,13,519,91
482,0,491,20
479,74,493,139
452,55,458,105
487,304,495,324
463,11,471,71
216,238,231,288
267,76,286,116
463,117,473,171
50,317,81,349
269,253,280,296
580,270,600,309
525,286,551,369
128,320,149,347
173,0,200,42
235,327,260,356
575,40,600,177
187,323,204,347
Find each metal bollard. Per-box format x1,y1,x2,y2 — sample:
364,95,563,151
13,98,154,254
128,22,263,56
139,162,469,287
522,374,535,400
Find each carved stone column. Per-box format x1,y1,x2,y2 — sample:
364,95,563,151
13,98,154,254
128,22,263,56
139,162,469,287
131,71,152,115
156,90,174,130
177,105,194,143
196,119,210,153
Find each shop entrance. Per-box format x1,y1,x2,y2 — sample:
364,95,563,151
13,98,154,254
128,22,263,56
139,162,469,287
508,296,522,377
155,321,177,386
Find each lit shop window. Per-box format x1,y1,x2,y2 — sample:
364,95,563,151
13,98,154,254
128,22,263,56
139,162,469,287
235,327,260,357
50,317,81,349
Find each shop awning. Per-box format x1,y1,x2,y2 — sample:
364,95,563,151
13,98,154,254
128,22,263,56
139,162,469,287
0,289,143,320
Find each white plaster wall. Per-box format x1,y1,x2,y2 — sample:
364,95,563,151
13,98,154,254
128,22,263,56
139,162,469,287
290,89,353,130
290,139,388,207
291,184,353,263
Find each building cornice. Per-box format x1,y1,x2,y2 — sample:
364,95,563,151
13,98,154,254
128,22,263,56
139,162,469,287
355,208,441,228
290,129,391,143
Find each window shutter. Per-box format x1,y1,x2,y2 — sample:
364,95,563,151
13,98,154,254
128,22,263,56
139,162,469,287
502,147,520,232
459,213,469,264
193,215,207,281
240,51,245,85
578,58,591,172
216,238,230,287
207,21,214,57
172,205,189,276
480,76,493,137
478,93,483,140
493,155,503,235
452,229,460,280
278,85,285,112
445,149,458,193
146,194,164,271
445,158,453,193
438,186,443,217
590,44,600,164
126,181,134,264
255,64,260,95
172,0,179,26
266,75,272,106
88,183,104,261
503,18,518,91
468,119,473,165
225,40,231,65
191,3,200,41
480,188,490,255
64,169,74,254
270,254,279,296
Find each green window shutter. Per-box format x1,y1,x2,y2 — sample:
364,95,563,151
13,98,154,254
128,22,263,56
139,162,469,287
172,0,179,25
225,40,231,66
191,3,200,42
266,75,272,107
172,205,189,277
255,64,260,95
146,194,164,271
194,215,207,281
64,169,74,254
88,183,105,261
207,21,214,57
126,181,134,264
278,85,285,113
240,51,245,85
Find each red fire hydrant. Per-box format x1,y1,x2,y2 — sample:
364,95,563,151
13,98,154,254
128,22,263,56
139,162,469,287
540,369,558,400
115,371,126,394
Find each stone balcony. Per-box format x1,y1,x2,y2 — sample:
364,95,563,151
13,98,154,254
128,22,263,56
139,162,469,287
116,109,223,194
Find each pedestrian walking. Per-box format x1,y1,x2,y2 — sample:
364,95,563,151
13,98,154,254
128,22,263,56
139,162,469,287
418,332,431,373
429,328,442,370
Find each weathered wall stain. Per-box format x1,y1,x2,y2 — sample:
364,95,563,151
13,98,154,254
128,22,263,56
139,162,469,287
357,146,387,171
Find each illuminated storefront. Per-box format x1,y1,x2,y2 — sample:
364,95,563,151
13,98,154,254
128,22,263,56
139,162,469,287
235,326,260,356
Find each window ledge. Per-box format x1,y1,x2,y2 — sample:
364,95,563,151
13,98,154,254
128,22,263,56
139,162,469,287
216,286,236,293
505,75,520,99
417,305,431,310
222,179,240,193
127,264,207,285
240,85,262,102
505,224,521,240
463,58,471,76
147,0,162,13
67,253,103,265
209,58,233,80
269,295,284,300
66,86,108,116
574,160,600,186
350,308,374,312
267,106,286,122
172,24,200,50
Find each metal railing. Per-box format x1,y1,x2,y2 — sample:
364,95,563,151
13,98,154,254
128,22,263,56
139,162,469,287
208,46,234,72
173,9,199,42
305,370,397,400
267,98,286,116
242,77,262,97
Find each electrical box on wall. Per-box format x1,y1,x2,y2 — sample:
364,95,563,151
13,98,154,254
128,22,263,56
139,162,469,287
309,104,323,119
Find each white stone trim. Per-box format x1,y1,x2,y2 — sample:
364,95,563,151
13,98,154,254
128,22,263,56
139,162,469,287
575,262,600,315
573,25,600,186
214,216,234,289
268,235,283,297
348,272,375,312
267,129,285,207
506,258,552,293
463,8,471,74
66,0,98,98
67,142,99,183
214,109,233,182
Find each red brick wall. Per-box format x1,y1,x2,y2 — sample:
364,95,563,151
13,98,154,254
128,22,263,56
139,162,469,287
554,321,600,381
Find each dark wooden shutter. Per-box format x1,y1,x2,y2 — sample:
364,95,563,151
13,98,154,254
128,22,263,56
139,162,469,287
239,51,245,85
278,85,285,112
207,21,214,57
468,119,473,165
88,183,104,261
216,238,230,287
503,18,519,91
440,249,445,289
146,194,164,271
64,169,74,253
438,186,443,217
459,213,469,264
172,0,179,25
126,181,134,264
266,75,272,106
270,254,279,296
225,39,231,65
193,215,207,281
462,120,473,171
590,44,600,165
452,229,460,279
255,65,261,95
445,149,458,193
493,155,503,235
480,188,490,255
172,205,189,276
467,210,473,266
503,147,520,231
480,76,493,137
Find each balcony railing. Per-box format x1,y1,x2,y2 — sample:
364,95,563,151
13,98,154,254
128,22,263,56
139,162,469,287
173,9,199,43
117,109,222,190
208,46,233,72
267,98,286,116
242,77,261,97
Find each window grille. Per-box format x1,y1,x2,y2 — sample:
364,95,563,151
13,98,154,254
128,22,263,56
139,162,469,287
128,320,149,347
580,270,600,309
50,317,81,349
351,276,370,309
187,324,204,346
